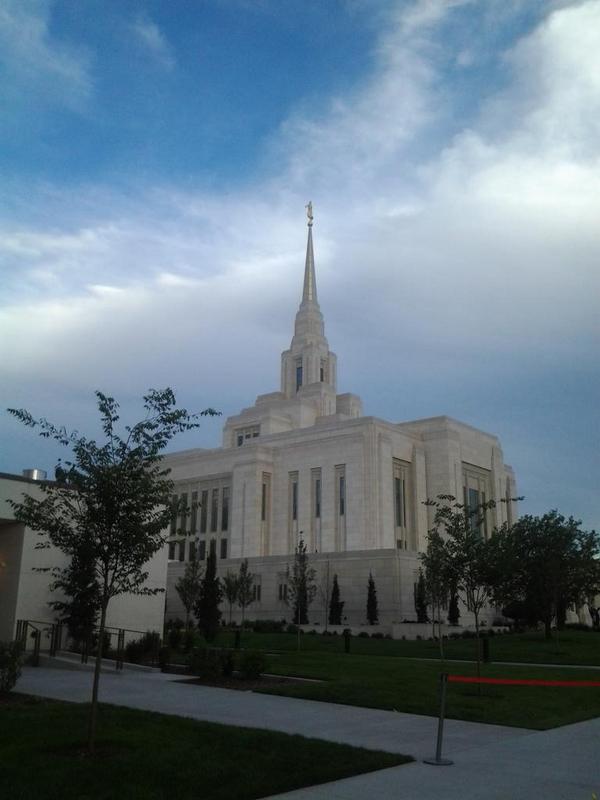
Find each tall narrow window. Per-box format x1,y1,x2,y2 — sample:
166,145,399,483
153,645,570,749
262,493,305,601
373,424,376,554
209,538,216,557
168,541,176,560
180,492,188,533
198,540,206,560
178,540,185,562
170,495,178,536
463,465,491,539
200,490,208,533
221,487,229,531
190,491,198,534
296,358,303,391
315,478,321,518
210,488,219,533
220,538,228,559
292,480,298,521
261,482,267,521
393,459,411,549
334,465,346,551
189,540,196,561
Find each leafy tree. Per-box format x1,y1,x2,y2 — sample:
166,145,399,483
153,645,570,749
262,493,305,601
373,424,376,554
236,559,255,626
413,568,429,624
328,574,344,626
493,512,600,640
195,547,222,641
175,556,203,628
49,535,101,647
426,494,497,682
8,388,215,753
286,537,317,626
222,571,239,625
366,572,378,625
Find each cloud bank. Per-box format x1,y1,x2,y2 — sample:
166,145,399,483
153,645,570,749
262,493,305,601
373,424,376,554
1,0,598,530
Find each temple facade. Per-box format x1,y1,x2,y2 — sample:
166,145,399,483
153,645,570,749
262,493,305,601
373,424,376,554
165,208,518,627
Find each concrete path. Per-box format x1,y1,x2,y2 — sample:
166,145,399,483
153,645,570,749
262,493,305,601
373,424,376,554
16,666,527,760
16,667,600,799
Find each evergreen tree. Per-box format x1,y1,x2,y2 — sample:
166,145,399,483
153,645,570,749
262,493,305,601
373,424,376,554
328,574,344,625
49,537,100,646
222,570,239,625
286,537,317,625
447,589,460,626
413,568,429,623
366,572,379,625
236,559,255,625
194,547,222,641
175,556,203,628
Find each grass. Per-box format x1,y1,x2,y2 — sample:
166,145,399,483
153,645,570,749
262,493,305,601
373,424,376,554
252,651,600,729
215,628,600,666
0,694,411,800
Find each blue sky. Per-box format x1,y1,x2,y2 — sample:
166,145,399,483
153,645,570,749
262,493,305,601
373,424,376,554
1,0,599,532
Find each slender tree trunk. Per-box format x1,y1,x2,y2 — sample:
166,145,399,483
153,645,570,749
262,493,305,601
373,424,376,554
88,601,108,754
474,611,482,697
438,601,445,662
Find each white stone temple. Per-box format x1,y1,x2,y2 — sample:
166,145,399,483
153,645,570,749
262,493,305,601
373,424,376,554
165,206,518,627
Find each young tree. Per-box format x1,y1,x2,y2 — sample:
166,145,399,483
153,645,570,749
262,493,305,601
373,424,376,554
366,572,379,625
236,559,255,626
8,389,216,753
328,574,344,626
286,537,317,626
421,529,454,657
194,546,223,641
413,568,429,624
175,556,203,628
426,494,497,682
222,570,239,625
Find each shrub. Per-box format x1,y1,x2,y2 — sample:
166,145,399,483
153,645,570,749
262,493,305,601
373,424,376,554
371,632,384,639
239,650,267,679
286,623,299,635
0,641,22,693
167,626,183,650
253,619,286,634
308,629,317,636
358,631,369,638
220,649,235,677
125,631,161,664
189,647,221,680
158,646,170,671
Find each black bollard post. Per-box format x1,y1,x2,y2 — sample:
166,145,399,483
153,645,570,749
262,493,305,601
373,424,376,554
344,628,351,654
424,673,454,765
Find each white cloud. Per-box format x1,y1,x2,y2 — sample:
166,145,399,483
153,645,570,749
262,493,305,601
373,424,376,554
1,0,599,527
0,0,91,114
131,15,175,70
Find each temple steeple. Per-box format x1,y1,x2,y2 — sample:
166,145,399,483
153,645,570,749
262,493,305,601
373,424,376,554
281,204,337,401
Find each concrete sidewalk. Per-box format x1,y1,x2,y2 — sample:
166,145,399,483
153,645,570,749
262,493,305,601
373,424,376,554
16,667,600,799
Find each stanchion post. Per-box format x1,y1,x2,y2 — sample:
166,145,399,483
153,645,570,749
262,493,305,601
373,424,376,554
424,672,454,766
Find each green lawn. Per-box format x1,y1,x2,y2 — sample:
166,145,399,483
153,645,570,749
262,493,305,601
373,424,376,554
253,651,600,729
215,628,600,666
1,695,410,800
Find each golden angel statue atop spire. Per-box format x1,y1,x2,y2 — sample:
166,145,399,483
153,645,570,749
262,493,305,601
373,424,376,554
306,201,314,227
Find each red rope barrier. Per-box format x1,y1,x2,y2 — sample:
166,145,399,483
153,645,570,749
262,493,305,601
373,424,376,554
448,675,600,687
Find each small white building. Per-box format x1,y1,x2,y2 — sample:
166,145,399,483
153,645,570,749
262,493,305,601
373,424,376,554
165,212,518,627
0,471,167,642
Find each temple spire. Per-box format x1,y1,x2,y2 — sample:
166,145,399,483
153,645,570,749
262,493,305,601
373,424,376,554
301,201,318,307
